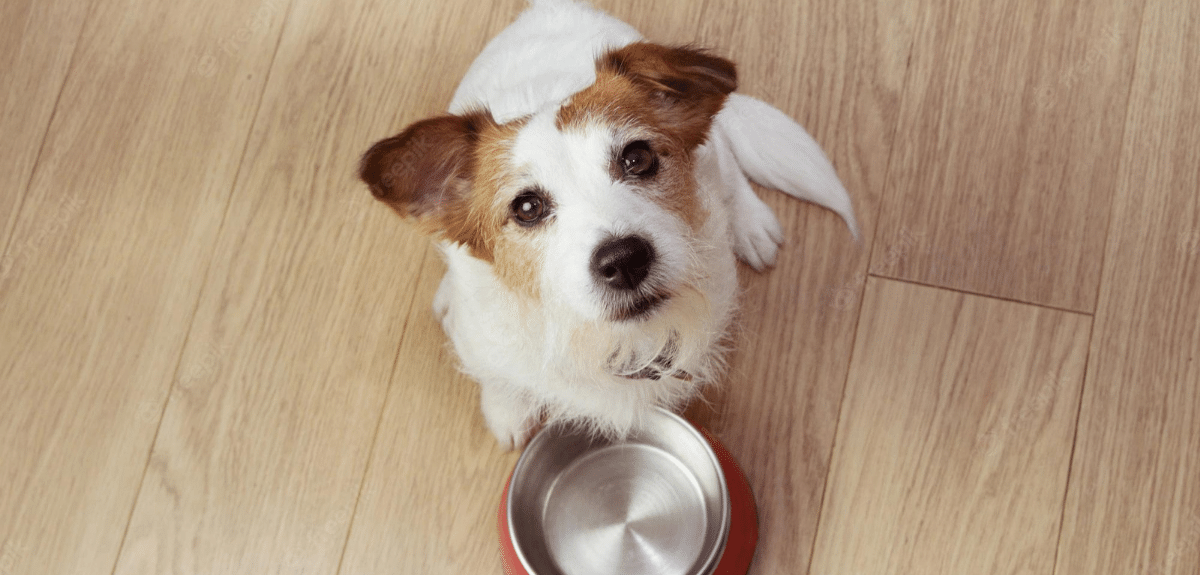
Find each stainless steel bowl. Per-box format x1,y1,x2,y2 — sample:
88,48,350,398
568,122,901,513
506,408,730,575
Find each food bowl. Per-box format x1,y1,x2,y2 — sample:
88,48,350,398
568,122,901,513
499,408,758,575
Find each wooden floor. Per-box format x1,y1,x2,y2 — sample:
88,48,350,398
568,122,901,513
1,0,1196,573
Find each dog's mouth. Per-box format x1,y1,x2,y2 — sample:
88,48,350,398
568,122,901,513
608,291,670,322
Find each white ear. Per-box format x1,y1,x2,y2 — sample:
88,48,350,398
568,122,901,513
715,93,860,240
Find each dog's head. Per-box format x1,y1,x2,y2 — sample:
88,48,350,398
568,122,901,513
360,43,736,324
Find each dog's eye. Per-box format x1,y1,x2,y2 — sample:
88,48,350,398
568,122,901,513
511,190,549,226
620,140,658,178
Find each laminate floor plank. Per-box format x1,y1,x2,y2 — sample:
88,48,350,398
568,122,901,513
870,0,1145,312
1055,0,1200,573
106,0,484,573
810,278,1091,574
0,0,92,259
0,0,287,573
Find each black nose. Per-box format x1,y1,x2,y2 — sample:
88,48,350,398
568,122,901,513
591,235,655,291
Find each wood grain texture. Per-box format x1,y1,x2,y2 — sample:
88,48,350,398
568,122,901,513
1055,0,1200,573
0,0,285,573
1,0,1197,574
338,254,523,575
108,0,483,572
0,0,92,255
811,278,1091,574
870,0,1144,313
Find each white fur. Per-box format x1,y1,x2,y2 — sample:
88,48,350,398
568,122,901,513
715,93,860,239
432,0,856,448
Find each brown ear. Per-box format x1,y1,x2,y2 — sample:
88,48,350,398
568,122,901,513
358,111,494,221
599,43,737,149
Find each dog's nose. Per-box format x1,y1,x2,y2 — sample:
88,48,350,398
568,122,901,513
591,235,655,291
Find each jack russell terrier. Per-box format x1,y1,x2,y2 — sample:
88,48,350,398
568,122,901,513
359,0,857,449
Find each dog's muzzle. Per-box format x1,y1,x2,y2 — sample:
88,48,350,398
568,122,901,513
591,235,668,321
591,235,654,291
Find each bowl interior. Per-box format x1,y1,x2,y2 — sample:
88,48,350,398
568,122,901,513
507,409,729,575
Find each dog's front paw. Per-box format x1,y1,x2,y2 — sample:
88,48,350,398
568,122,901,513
733,192,784,271
485,411,539,451
490,419,539,451
480,385,539,451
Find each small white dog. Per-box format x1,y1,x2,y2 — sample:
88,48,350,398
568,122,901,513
360,0,857,449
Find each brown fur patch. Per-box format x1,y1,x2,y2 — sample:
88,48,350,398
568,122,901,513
559,43,736,149
557,43,737,230
360,111,546,299
491,228,544,299
359,111,494,258
359,111,525,265
472,120,545,299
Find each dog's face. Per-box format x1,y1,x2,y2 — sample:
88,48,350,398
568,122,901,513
360,43,736,323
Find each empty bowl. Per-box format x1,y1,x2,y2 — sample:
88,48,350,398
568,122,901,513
499,408,758,575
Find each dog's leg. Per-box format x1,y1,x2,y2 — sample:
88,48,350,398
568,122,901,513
479,382,539,450
432,273,452,323
712,126,784,270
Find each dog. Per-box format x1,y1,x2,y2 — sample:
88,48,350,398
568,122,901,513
359,0,858,449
